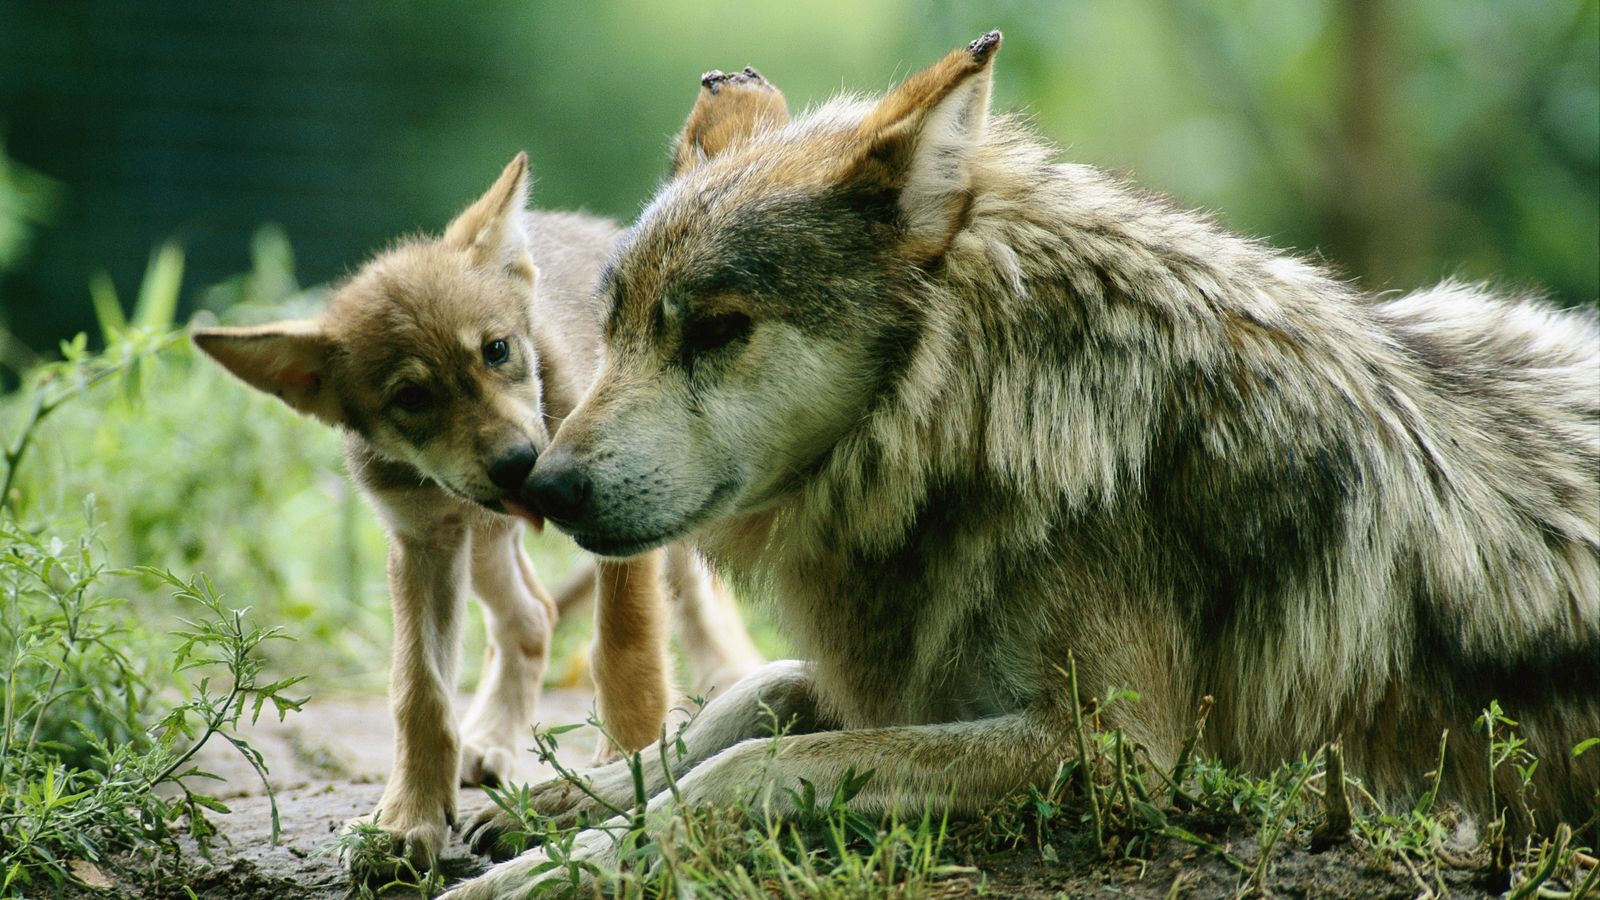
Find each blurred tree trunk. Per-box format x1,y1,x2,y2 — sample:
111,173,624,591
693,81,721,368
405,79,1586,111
1328,0,1418,291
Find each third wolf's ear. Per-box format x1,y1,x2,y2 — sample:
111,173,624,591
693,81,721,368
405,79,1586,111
444,152,536,281
672,67,789,176
849,30,1002,262
192,321,344,426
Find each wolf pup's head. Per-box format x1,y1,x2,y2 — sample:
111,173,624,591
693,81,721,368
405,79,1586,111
194,153,550,514
523,34,1002,556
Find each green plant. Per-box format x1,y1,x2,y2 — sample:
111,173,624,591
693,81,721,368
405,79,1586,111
0,239,404,683
1480,698,1543,837
0,140,57,278
0,278,311,896
0,509,306,896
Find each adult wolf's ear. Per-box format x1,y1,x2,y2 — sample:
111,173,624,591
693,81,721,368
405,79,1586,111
850,30,1002,262
444,152,536,281
671,67,789,176
192,322,343,425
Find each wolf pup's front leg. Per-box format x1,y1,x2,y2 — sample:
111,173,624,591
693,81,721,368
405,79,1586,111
346,521,471,873
458,517,555,787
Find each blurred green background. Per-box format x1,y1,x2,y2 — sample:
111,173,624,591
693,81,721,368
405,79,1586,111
0,1,1595,693
1,0,1596,363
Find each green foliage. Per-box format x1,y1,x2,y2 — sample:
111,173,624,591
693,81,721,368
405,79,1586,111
198,224,307,316
1480,698,1544,835
0,304,312,896
4,1,1597,358
88,240,185,345
0,503,156,774
0,510,306,897
0,236,396,683
0,141,56,278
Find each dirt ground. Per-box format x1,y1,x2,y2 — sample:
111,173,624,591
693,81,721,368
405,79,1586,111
89,688,1509,899
960,809,1497,898
132,689,602,899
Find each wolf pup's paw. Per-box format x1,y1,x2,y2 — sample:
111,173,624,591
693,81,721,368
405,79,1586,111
587,735,623,768
340,797,452,880
459,737,518,788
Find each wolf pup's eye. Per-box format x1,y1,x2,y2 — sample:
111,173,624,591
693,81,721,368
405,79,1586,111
683,312,752,360
392,383,431,412
483,338,511,367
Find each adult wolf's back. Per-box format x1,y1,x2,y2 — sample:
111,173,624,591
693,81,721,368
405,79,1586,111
523,32,1600,837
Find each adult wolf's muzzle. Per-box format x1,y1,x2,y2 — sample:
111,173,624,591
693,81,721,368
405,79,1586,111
523,446,592,526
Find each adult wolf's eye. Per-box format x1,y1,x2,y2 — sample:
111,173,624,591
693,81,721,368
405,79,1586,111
392,383,431,412
683,312,752,360
483,338,511,367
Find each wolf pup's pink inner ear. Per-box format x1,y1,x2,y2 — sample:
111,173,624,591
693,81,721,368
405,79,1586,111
671,67,789,176
192,323,343,425
443,151,537,281
849,30,1002,263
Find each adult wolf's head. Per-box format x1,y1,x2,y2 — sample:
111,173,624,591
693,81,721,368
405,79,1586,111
525,34,1002,556
194,153,552,514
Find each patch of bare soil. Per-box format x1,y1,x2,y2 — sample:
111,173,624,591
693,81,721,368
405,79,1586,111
76,689,601,899
952,809,1497,898
155,781,481,900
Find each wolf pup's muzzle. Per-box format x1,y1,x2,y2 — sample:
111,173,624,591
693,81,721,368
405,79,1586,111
491,445,546,531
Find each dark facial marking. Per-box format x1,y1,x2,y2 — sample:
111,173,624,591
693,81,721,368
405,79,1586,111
391,381,431,413
679,310,752,370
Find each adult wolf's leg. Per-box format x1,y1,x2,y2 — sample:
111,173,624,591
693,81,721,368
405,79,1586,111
663,541,763,696
458,518,556,788
461,659,826,857
448,707,1065,897
347,524,471,871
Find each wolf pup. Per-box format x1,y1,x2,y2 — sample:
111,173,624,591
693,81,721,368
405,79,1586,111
447,33,1599,895
193,154,759,870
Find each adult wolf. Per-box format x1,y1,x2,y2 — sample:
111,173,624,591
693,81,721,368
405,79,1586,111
194,155,759,871
452,33,1598,896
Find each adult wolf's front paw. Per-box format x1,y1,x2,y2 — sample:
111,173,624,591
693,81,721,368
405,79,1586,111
460,770,619,859
341,788,453,879
459,802,531,862
441,829,615,899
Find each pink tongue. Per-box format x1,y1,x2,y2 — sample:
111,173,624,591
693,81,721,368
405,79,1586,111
502,499,545,533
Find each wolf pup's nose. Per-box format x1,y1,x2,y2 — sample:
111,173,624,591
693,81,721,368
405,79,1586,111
525,448,592,523
488,445,539,494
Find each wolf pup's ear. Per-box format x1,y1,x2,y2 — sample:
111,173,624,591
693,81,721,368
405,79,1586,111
850,30,1002,263
671,67,789,176
192,322,343,425
444,152,536,281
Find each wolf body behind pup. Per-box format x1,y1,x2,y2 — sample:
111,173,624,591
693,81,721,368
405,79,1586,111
449,33,1600,896
194,155,760,869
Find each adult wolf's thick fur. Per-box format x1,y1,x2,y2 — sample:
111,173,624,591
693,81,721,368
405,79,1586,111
450,32,1598,897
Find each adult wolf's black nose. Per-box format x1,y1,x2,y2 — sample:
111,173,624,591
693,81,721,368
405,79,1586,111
488,445,539,494
525,448,591,523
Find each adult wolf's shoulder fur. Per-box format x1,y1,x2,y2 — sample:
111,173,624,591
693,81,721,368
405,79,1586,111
768,108,1600,825
719,107,1600,829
